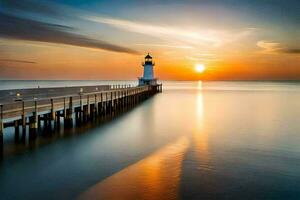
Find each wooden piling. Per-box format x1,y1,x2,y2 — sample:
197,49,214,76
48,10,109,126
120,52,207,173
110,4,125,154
110,92,113,115
29,101,38,139
21,101,26,132
94,94,98,118
79,95,83,122
86,95,90,120
105,100,108,116
65,97,73,127
14,120,20,142
50,99,55,120
99,93,103,117
63,97,67,118
55,111,61,128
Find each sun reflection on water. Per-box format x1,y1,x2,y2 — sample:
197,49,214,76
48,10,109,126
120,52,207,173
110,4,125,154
196,81,204,125
194,81,211,170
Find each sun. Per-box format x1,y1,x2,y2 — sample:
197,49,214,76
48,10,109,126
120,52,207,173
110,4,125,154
195,64,205,73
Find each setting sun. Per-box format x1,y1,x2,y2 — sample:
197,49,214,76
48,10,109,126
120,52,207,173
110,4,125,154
195,64,206,73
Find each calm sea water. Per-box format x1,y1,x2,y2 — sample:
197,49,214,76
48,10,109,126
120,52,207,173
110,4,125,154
1,80,300,200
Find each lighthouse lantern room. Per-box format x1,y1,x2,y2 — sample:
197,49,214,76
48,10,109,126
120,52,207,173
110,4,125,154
138,53,157,86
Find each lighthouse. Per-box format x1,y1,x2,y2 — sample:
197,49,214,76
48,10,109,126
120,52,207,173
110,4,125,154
139,53,157,86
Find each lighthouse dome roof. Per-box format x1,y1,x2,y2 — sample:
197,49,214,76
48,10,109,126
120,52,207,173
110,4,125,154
145,53,152,59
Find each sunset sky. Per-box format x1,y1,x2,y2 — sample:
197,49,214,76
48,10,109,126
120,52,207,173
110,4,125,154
0,0,299,80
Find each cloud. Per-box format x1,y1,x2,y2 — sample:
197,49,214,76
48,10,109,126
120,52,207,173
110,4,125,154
135,43,193,49
85,15,252,48
0,59,36,64
186,53,221,62
85,15,217,44
1,0,65,18
281,48,300,54
257,40,300,55
0,13,138,54
256,40,281,54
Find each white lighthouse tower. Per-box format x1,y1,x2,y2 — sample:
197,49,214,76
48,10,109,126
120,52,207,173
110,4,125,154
139,53,157,86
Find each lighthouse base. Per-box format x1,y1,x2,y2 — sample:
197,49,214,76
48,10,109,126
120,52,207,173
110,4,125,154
138,78,157,86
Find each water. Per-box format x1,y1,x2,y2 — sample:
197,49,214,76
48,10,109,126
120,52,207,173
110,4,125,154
1,81,300,200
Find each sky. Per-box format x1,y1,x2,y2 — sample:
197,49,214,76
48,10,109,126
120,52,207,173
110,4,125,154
0,0,299,80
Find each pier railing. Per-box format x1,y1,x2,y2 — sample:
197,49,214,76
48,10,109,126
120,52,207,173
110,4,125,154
0,85,113,104
1,85,149,121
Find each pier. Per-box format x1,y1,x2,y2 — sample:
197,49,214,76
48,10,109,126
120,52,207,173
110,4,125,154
0,84,162,154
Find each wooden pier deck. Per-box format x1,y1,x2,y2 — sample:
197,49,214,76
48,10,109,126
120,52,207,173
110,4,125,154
0,84,162,153
0,85,111,104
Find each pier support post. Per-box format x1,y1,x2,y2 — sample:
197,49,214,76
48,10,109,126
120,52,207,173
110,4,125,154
42,114,48,129
93,94,98,119
63,97,67,119
134,89,137,104
113,91,116,114
79,95,83,123
55,111,61,129
65,97,73,127
104,92,108,116
82,95,90,122
110,92,113,115
126,89,128,109
14,120,20,142
21,101,26,138
50,99,55,121
38,115,42,129
22,115,26,130
48,113,53,129
128,90,131,108
29,101,38,140
29,116,37,140
134,89,136,105
107,92,109,116
86,95,90,120
99,93,103,117
117,91,120,112
121,91,124,111
124,90,126,109
133,90,135,105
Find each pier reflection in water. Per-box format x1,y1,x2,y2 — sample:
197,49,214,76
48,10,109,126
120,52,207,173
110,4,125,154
79,137,189,200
